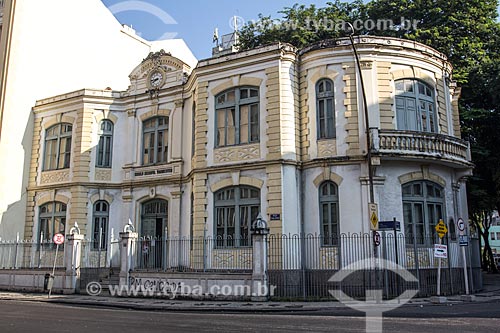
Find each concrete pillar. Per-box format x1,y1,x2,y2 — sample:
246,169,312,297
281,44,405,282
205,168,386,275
169,191,182,268
251,225,269,301
119,231,138,287
63,234,84,294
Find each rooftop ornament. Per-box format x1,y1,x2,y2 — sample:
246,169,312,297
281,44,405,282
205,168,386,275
252,213,269,235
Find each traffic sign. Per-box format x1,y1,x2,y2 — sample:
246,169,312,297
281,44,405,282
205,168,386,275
435,220,448,239
369,203,378,230
457,218,466,236
434,244,448,258
53,233,65,245
373,231,381,247
459,235,469,246
378,220,401,231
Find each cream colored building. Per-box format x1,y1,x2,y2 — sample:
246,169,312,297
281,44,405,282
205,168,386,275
0,0,195,240
26,35,473,269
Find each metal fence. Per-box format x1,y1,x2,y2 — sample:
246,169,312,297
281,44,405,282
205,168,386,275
267,233,480,300
80,234,120,269
0,240,65,269
133,236,253,272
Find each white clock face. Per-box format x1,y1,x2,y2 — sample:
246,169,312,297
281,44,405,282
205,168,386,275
149,71,164,88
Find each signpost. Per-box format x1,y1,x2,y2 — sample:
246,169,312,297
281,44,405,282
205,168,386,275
48,233,65,298
457,218,470,295
378,220,401,231
434,244,448,258
373,231,381,247
434,219,447,296
369,203,378,230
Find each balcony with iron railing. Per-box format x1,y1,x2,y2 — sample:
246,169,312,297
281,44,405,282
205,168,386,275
370,128,472,167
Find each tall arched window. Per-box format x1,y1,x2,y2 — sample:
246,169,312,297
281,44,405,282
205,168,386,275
319,181,339,246
214,186,260,247
143,116,168,165
96,120,113,168
402,180,445,245
395,79,436,132
215,87,259,147
43,123,72,170
93,201,109,249
39,201,67,243
316,79,335,139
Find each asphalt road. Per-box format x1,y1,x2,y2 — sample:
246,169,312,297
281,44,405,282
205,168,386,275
0,300,499,333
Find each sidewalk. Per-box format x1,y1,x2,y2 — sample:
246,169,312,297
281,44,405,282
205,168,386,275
1,274,499,313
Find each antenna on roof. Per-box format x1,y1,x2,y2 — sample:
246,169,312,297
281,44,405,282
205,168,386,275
213,27,219,47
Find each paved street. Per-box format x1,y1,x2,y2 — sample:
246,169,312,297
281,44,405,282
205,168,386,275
1,300,499,333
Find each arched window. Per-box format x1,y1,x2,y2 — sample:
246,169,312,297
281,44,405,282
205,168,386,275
143,116,168,165
402,181,445,245
319,181,339,246
39,201,67,243
43,123,72,170
96,120,113,168
215,87,259,147
214,186,260,247
395,79,436,132
92,201,109,249
316,79,335,139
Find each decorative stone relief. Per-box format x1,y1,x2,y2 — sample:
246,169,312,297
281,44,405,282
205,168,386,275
212,249,252,269
320,247,339,269
214,143,260,163
317,139,337,158
40,170,69,184
95,168,112,181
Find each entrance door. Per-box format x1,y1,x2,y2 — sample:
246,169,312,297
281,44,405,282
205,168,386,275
140,200,168,269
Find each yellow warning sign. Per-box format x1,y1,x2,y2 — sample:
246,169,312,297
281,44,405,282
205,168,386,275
435,219,448,238
369,203,378,230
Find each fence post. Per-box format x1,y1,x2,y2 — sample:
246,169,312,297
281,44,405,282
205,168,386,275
251,214,269,301
63,233,84,294
119,229,138,288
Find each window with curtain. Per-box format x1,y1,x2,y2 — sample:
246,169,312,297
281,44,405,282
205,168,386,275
38,201,67,244
214,186,260,247
395,79,437,132
143,116,168,165
43,123,72,170
215,87,259,147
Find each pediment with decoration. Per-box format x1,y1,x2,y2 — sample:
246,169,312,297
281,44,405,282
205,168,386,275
125,49,192,96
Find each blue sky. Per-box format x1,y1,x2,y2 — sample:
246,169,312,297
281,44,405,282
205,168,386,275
101,1,500,60
101,0,330,59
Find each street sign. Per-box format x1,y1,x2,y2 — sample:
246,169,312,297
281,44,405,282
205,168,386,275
435,219,448,239
457,218,466,236
459,235,469,246
373,231,381,247
378,220,401,231
369,203,378,230
434,244,448,258
53,233,65,245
